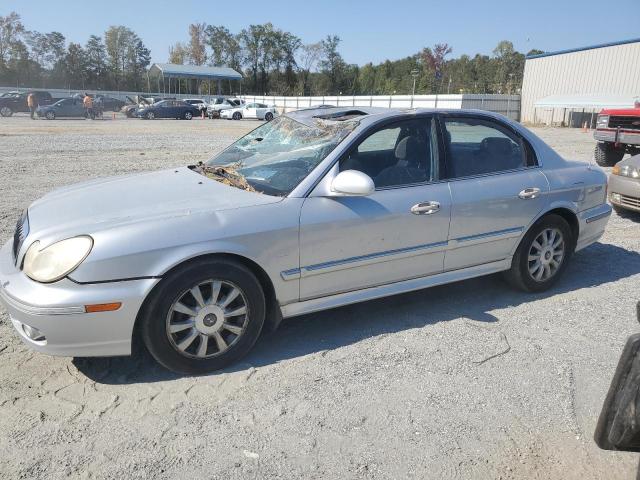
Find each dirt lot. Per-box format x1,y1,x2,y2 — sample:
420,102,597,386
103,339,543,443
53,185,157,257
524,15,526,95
0,116,639,479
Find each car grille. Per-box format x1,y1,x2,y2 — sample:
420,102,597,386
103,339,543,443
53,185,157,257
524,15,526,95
608,116,640,131
13,211,29,264
620,194,640,209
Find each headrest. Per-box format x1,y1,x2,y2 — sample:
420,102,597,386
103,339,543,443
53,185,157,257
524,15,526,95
395,136,419,160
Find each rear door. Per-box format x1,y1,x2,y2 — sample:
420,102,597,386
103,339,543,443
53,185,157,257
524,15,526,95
441,114,548,271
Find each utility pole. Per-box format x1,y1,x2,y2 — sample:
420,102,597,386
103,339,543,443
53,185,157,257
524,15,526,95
410,69,419,108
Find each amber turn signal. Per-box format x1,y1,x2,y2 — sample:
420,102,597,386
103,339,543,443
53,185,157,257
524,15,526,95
85,302,122,313
612,165,620,176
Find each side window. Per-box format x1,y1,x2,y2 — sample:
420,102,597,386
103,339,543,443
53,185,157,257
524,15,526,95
442,117,529,178
340,118,437,188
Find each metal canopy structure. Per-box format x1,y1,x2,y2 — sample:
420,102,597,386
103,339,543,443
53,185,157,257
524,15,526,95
148,63,243,96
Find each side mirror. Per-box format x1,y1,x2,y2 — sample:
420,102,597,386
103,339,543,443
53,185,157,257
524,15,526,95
330,170,375,197
595,301,640,451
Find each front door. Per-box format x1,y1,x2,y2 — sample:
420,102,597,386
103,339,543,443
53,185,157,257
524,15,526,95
299,116,451,300
244,104,257,118
441,115,549,271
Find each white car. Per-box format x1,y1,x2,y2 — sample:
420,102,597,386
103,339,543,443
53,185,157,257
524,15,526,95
220,103,277,121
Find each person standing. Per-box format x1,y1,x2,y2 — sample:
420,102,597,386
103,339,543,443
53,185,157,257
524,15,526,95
27,92,36,120
83,93,94,120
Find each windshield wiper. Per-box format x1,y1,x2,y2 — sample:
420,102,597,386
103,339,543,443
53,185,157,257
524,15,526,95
194,161,257,193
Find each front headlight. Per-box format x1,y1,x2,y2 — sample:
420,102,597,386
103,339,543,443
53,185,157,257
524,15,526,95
596,115,609,128
613,164,640,179
23,236,93,283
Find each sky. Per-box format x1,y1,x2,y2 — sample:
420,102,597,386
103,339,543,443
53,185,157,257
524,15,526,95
2,0,639,66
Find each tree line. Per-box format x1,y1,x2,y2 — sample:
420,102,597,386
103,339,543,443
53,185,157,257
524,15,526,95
0,12,543,95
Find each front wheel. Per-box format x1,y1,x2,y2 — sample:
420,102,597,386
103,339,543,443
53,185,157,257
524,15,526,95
504,214,573,292
146,111,155,120
184,111,193,120
264,112,274,121
0,106,13,117
141,258,266,374
595,142,624,167
232,112,242,120
45,111,56,120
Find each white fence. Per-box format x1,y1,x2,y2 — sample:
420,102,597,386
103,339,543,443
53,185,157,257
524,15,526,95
240,94,521,121
0,86,520,121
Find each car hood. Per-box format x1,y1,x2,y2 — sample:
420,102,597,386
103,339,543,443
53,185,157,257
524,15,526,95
27,166,282,240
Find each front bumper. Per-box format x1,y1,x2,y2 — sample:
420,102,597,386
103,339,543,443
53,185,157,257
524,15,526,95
609,174,640,212
594,129,640,146
0,239,159,357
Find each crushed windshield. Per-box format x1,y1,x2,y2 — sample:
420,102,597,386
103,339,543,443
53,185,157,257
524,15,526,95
201,116,357,196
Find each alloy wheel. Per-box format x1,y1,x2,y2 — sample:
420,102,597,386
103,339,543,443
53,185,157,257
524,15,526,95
166,279,249,359
527,227,565,282
0,107,12,117
184,112,192,120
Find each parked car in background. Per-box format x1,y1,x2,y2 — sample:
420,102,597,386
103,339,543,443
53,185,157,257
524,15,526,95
0,91,59,117
206,97,245,118
608,154,640,214
594,100,640,166
136,100,200,120
0,107,612,374
220,102,277,121
95,95,125,112
183,98,207,112
36,97,86,120
122,96,174,117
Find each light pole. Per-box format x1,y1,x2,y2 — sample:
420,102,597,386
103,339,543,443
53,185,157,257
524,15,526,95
410,69,419,108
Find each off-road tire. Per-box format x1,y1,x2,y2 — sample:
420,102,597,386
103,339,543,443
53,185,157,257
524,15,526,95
503,214,574,292
595,142,624,167
141,258,266,375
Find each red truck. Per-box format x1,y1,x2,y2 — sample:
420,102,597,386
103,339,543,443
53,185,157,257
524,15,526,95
593,100,640,166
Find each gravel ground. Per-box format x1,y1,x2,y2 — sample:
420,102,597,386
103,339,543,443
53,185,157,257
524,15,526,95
0,116,639,479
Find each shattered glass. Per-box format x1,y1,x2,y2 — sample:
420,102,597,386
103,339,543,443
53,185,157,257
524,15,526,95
201,116,357,196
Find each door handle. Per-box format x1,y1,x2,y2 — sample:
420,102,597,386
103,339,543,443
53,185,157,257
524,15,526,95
411,201,440,215
518,187,541,200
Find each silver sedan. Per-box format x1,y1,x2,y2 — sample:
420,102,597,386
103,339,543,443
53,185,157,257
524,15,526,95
0,107,611,373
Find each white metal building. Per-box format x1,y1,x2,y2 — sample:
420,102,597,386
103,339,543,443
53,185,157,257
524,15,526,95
521,38,640,126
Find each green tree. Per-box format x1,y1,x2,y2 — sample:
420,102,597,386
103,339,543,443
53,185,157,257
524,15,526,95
85,35,107,89
64,42,87,89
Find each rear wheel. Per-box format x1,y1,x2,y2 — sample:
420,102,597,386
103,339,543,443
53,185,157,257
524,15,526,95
232,111,242,120
141,258,265,374
595,142,624,167
0,106,13,117
504,214,574,292
45,111,56,120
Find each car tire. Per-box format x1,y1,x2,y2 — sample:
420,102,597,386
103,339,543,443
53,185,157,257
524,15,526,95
504,214,574,292
184,111,193,120
0,106,13,117
265,112,274,121
233,112,242,120
146,112,155,120
45,111,56,120
141,258,266,375
595,142,624,167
